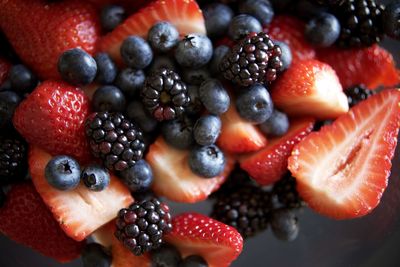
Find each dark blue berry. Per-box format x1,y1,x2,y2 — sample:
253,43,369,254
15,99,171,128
203,3,234,38
182,68,211,86
58,48,97,86
228,14,262,41
120,160,153,193
161,116,195,150
148,22,179,52
82,243,111,267
199,79,230,115
148,55,177,73
383,2,400,39
188,145,225,178
0,80,12,92
126,101,158,133
95,53,117,84
81,165,110,191
121,36,153,69
295,0,327,20
44,155,81,191
114,68,145,97
273,41,292,71
100,5,125,32
151,244,182,267
235,84,273,124
0,91,20,129
239,0,274,26
186,85,203,116
193,115,221,146
92,85,126,112
209,45,229,76
180,255,208,267
270,208,299,241
9,64,37,94
305,13,340,47
259,109,289,137
174,34,213,69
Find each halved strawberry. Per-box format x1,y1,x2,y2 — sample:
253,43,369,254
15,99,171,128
288,89,400,219
29,146,133,241
317,45,399,89
240,118,315,186
146,137,235,203
271,59,349,119
99,0,206,63
165,213,243,267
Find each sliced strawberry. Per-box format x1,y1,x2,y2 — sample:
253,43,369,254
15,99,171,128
29,146,133,241
99,0,206,63
267,16,316,64
288,89,400,219
240,118,315,186
0,57,11,86
317,45,400,89
165,213,243,267
271,59,349,119
146,137,235,203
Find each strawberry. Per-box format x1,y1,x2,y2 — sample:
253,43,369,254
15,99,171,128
0,57,11,86
99,0,206,63
288,89,400,219
271,59,349,119
165,213,243,267
240,118,315,186
29,146,133,241
317,45,400,89
13,80,92,163
146,137,235,203
267,16,316,64
0,182,85,262
0,0,100,79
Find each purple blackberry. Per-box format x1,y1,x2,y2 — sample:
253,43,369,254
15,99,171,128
345,84,375,107
141,68,190,122
85,112,145,172
115,198,172,256
0,136,27,184
273,174,304,209
219,32,283,87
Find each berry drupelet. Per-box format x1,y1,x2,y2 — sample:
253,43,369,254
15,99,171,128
345,84,375,107
85,112,145,172
115,198,172,256
0,136,27,184
219,32,283,87
273,174,304,209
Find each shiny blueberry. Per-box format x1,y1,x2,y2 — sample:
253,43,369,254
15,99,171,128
94,53,117,84
198,79,230,115
148,21,179,52
100,5,125,32
120,159,153,193
189,145,225,178
114,68,145,98
305,13,340,47
228,14,262,40
203,3,234,38
273,41,292,71
259,109,289,137
45,155,81,191
174,34,213,69
8,64,38,94
209,45,230,76
162,116,195,150
239,0,274,26
120,36,153,69
92,85,126,112
193,115,221,146
81,164,110,191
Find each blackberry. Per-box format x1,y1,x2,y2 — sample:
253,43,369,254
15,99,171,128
141,68,190,122
0,136,27,184
115,198,172,256
345,84,374,107
211,183,271,238
211,166,255,198
85,112,145,172
219,32,283,87
273,174,304,209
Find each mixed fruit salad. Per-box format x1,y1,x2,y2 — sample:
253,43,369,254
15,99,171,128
0,0,399,266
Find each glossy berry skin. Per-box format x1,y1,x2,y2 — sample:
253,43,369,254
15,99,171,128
100,5,125,32
148,21,179,52
209,45,230,76
120,36,153,69
182,68,211,86
151,244,182,267
239,0,274,26
180,255,208,267
45,155,81,191
189,145,225,178
259,109,289,136
199,79,230,115
92,85,126,113
81,243,111,267
186,85,203,116
273,175,304,209
58,48,97,86
270,208,299,241
174,34,213,69
305,13,340,47
8,64,38,94
81,165,110,192
148,55,177,73
345,84,374,107
0,136,27,184
193,115,221,146
114,68,145,97
273,41,292,71
382,2,400,39
228,14,262,41
162,116,195,150
120,159,153,193
0,91,20,129
94,53,117,84
126,101,158,133
203,3,234,38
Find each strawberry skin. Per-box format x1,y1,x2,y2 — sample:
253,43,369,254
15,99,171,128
0,57,10,86
0,182,85,262
13,80,92,163
29,146,133,241
271,59,349,119
240,118,315,186
0,0,100,79
288,89,400,219
165,213,243,267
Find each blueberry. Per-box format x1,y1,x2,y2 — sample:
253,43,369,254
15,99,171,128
186,85,203,116
236,84,273,124
114,68,145,97
270,208,299,241
193,115,221,146
44,155,81,191
0,91,20,128
126,101,158,133
305,13,340,47
182,68,211,86
203,3,234,38
120,36,153,69
383,2,400,39
174,34,213,69
180,255,208,267
239,0,274,26
94,53,117,84
188,145,225,178
8,64,37,94
295,0,326,20
148,55,177,73
148,21,179,52
81,165,110,191
92,85,126,112
209,45,229,76
58,48,97,86
161,116,195,150
198,79,230,115
120,160,153,192
0,80,12,92
228,14,262,41
151,244,182,267
100,5,125,32
259,109,289,137
82,243,111,267
273,41,292,70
